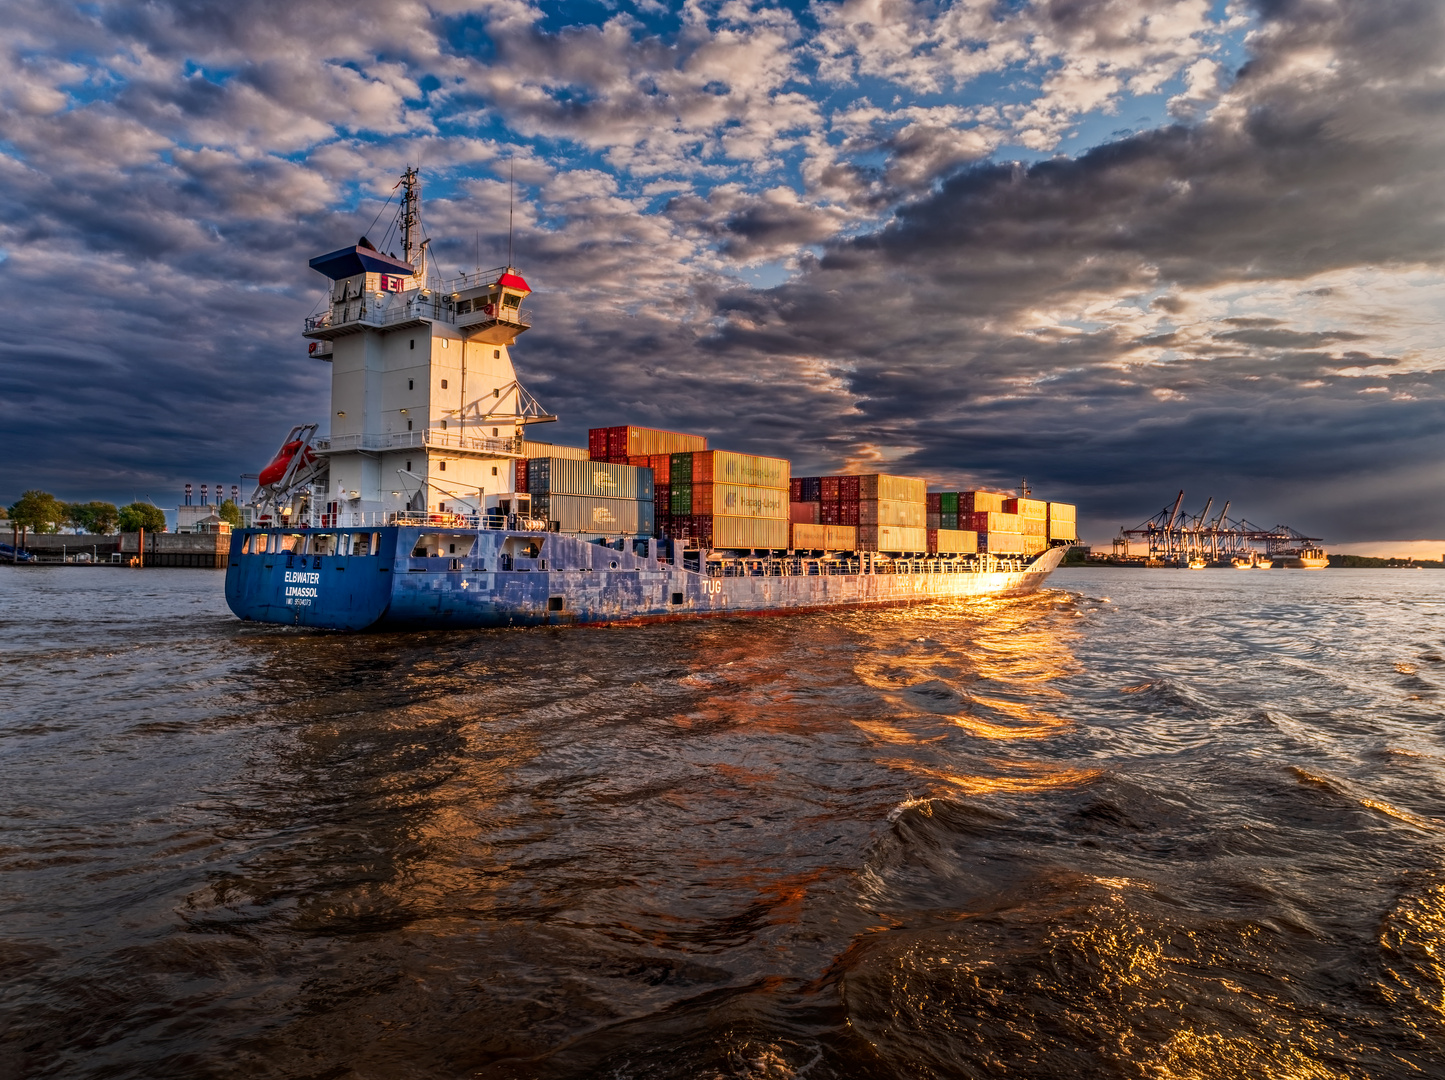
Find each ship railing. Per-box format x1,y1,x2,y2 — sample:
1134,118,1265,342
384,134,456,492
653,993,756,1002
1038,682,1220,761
304,293,531,336
314,431,524,456
305,295,461,334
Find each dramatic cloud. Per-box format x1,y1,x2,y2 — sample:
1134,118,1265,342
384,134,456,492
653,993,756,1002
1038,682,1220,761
1,0,1442,544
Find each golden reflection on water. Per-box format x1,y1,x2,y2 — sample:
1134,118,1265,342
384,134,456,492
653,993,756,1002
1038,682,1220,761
844,593,1086,801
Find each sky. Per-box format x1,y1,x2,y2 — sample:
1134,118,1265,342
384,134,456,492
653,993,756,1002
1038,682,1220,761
1,0,1443,546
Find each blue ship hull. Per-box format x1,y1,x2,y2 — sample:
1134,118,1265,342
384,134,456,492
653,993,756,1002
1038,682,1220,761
224,526,1068,631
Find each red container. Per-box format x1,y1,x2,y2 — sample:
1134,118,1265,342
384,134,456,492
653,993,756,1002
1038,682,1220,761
821,476,840,500
790,501,820,524
649,453,671,484
838,501,859,526
588,428,609,460
790,478,803,502
840,475,861,499
926,493,940,512
515,459,528,493
821,502,841,525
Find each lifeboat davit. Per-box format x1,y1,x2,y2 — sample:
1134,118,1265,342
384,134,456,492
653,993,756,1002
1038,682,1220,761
258,440,316,487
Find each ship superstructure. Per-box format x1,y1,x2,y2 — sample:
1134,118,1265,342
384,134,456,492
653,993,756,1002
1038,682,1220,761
259,169,553,526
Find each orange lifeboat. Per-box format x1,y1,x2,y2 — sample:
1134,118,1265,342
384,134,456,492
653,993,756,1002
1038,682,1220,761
258,440,316,487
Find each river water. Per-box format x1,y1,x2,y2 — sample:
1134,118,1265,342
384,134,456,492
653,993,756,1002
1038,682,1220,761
3,566,1445,1078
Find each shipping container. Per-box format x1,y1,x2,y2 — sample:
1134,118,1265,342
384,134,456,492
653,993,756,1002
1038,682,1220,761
1021,535,1050,556
926,511,940,530
589,425,706,461
820,501,841,525
839,475,862,500
939,511,958,531
1047,502,1077,542
927,528,979,554
1048,501,1077,522
790,478,803,502
859,499,927,528
527,458,654,501
670,483,692,516
534,494,654,537
689,483,787,519
821,476,841,501
706,515,789,550
858,473,927,503
978,530,1026,554
690,450,790,489
927,493,942,513
838,501,859,526
791,522,826,549
800,477,821,503
966,511,1022,533
825,525,858,550
521,440,590,461
790,501,820,525
1003,497,1048,521
649,453,672,485
857,525,927,552
670,451,692,483
515,459,528,493
1020,517,1047,537
940,492,959,515
961,491,1006,514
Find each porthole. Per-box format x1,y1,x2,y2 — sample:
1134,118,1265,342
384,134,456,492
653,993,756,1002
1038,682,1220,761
441,379,448,389
409,339,415,350
493,349,500,359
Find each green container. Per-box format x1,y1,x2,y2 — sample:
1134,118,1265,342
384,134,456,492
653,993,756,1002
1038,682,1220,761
670,452,693,484
671,483,692,515
940,492,958,514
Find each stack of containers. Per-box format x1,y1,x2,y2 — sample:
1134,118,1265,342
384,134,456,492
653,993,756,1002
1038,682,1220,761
858,474,927,552
925,493,978,554
590,425,706,465
1002,497,1049,556
963,491,1025,554
514,458,528,493
790,476,856,549
1048,502,1077,542
528,458,655,538
668,450,790,549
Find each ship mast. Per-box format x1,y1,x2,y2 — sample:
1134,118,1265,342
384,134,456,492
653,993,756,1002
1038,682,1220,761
400,166,420,265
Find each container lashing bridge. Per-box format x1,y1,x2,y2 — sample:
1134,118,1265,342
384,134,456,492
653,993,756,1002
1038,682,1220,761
1114,491,1322,562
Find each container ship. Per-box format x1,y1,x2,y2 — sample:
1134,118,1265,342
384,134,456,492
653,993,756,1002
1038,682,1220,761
225,171,1074,630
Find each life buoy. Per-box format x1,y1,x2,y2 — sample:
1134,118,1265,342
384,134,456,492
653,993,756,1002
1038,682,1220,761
258,440,317,486
308,342,319,355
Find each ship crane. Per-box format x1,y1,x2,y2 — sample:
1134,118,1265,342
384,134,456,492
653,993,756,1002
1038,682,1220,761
1114,492,1323,564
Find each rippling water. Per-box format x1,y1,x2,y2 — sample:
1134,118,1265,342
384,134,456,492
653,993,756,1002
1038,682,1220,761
4,566,1445,1078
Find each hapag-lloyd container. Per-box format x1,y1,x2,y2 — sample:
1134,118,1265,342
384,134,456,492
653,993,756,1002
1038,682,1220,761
1003,497,1048,521
978,530,1026,554
533,494,654,537
683,451,790,489
961,491,1007,514
1048,501,1077,541
857,525,927,552
967,511,1022,533
528,458,654,501
859,474,926,503
928,528,979,554
690,483,788,518
790,523,861,550
860,499,926,528
680,515,788,549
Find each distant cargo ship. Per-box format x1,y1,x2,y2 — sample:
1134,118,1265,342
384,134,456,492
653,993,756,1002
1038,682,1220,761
224,171,1072,630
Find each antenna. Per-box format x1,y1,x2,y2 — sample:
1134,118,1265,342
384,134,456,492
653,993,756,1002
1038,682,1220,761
508,156,514,268
399,166,420,265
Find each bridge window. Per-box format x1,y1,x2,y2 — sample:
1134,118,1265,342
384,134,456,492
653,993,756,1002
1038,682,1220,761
441,379,448,389
493,349,500,359
439,461,446,471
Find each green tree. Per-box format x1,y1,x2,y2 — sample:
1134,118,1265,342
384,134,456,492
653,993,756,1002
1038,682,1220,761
217,498,243,527
118,502,167,533
9,490,64,535
75,501,119,534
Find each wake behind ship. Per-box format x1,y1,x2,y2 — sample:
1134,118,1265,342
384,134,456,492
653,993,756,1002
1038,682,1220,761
226,170,1076,631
